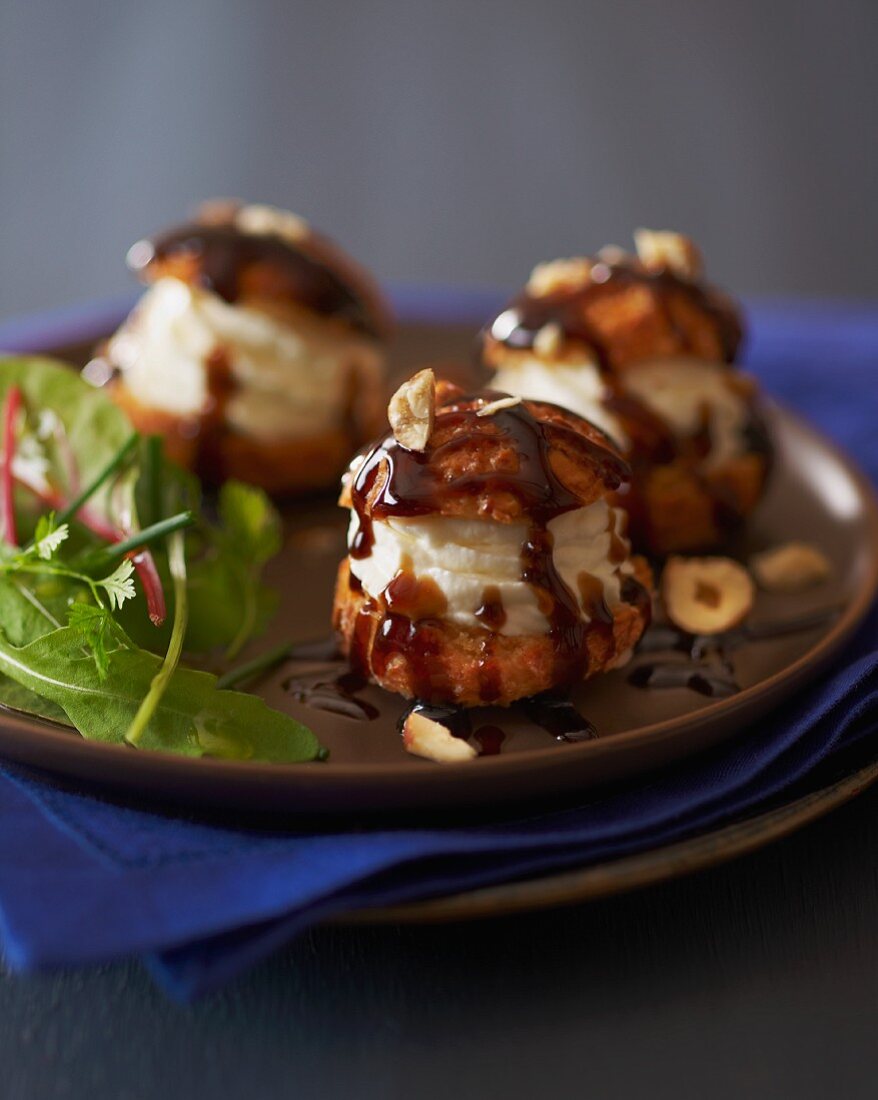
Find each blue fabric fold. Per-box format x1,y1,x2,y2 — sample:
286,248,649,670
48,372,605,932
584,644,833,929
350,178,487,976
0,299,875,1000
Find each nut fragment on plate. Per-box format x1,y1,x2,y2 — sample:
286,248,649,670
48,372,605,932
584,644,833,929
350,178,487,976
633,228,703,280
750,542,832,592
662,556,755,635
388,368,436,452
402,710,477,763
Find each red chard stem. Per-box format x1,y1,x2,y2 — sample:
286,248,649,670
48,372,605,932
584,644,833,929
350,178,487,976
2,386,22,546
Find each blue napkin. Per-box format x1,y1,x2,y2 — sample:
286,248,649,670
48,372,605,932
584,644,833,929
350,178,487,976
0,299,875,1001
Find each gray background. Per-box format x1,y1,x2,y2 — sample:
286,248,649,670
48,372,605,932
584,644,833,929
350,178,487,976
1,0,876,320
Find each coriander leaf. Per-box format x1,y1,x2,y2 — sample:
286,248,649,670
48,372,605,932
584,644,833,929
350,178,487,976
33,513,69,561
218,480,282,566
0,625,326,763
99,558,136,610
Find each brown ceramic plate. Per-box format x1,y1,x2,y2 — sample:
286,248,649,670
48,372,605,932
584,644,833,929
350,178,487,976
0,312,876,820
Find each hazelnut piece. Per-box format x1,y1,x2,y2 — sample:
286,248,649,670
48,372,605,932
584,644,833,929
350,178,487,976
388,368,436,452
533,323,564,358
402,711,477,763
662,556,755,635
527,258,593,297
750,542,831,592
235,203,310,243
633,229,703,280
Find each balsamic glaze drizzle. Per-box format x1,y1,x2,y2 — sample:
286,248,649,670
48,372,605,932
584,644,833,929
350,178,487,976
521,695,599,743
281,599,839,753
489,258,742,369
284,671,379,721
135,222,379,335
628,605,842,699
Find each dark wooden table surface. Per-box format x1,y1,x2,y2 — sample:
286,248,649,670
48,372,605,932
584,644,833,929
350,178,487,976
2,777,876,1100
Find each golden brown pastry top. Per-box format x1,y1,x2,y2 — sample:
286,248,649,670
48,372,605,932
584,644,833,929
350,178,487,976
482,232,743,371
341,380,631,531
126,201,393,338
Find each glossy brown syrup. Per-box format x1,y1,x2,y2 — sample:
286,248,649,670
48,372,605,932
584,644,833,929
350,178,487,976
474,585,507,631
473,725,506,756
521,695,599,743
284,668,379,721
628,662,740,699
384,564,448,620
489,258,742,368
282,639,377,721
135,222,378,335
628,605,842,699
281,600,839,744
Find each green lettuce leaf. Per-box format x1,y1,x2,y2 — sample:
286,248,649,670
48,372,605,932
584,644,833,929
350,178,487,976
0,625,325,762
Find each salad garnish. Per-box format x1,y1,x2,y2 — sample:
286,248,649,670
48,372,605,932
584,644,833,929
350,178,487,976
0,356,326,764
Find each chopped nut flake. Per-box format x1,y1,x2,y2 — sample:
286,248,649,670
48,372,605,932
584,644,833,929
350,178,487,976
476,395,523,417
633,228,703,280
388,369,436,452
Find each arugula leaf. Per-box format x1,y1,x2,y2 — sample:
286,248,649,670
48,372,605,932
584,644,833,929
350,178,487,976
0,675,69,726
0,577,75,723
0,625,325,762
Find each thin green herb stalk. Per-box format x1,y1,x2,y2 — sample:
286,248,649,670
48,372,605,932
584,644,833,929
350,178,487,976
223,557,259,661
5,560,109,608
125,530,188,746
86,511,195,568
216,639,296,689
144,435,164,528
52,433,139,531
13,580,62,629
